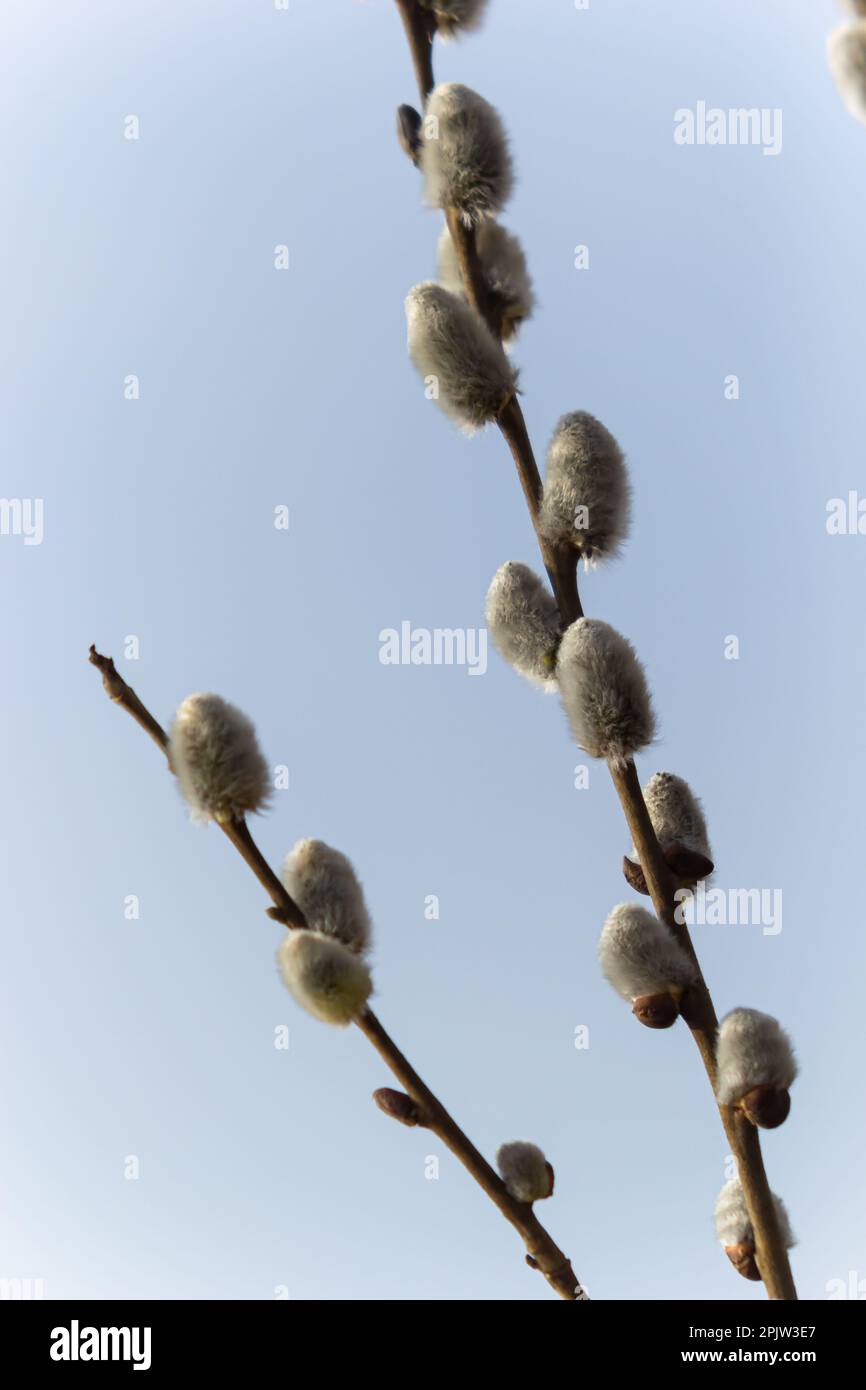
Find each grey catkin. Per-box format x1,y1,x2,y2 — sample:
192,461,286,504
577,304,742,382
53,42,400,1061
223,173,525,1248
556,618,656,764
715,1008,798,1107
421,83,513,226
419,0,490,37
496,1141,553,1203
642,771,711,859
485,561,561,690
538,411,631,566
714,1179,795,1250
277,930,372,1027
598,903,696,1002
169,693,270,824
437,221,534,341
405,281,516,433
828,23,866,125
281,839,372,954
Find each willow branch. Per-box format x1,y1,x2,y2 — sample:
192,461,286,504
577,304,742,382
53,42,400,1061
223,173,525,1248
87,645,587,1301
392,0,796,1301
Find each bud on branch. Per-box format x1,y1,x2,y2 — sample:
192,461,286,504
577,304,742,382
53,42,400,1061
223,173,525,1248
486,561,561,690
496,1141,555,1203
282,839,372,954
599,903,697,1028
405,281,517,432
169,693,270,824
420,83,513,226
277,931,373,1026
556,618,656,766
715,1008,797,1129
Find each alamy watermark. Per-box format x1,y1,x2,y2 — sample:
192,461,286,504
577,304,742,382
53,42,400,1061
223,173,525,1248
0,498,43,545
379,621,487,676
675,882,783,936
674,102,782,157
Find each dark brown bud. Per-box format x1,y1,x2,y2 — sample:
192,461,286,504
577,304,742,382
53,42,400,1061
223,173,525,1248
739,1084,791,1130
724,1242,761,1281
622,855,649,895
544,1162,555,1198
664,841,714,885
622,844,714,896
373,1087,426,1127
396,104,422,165
632,992,680,1029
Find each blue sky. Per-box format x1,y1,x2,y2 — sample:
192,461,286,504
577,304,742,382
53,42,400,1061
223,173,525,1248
1,0,864,1300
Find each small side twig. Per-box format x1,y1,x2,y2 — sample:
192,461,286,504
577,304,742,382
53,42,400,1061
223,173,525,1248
88,645,588,1301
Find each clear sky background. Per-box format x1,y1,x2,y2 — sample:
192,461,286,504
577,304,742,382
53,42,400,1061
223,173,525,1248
1,0,864,1301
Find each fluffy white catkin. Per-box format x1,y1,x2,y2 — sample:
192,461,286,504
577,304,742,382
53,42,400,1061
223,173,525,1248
405,282,516,432
828,24,866,125
485,561,561,690
277,930,372,1026
539,412,631,565
281,840,372,954
642,771,711,858
556,618,656,764
496,1142,552,1203
169,693,270,823
419,0,489,37
598,903,696,1001
713,1179,795,1250
421,83,513,226
437,221,534,341
715,1008,798,1106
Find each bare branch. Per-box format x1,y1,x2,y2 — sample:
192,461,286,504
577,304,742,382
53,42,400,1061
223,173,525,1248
87,646,588,1301
391,2,797,1301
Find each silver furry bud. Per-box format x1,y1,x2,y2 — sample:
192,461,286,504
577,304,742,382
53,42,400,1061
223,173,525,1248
485,561,560,690
276,930,372,1027
556,618,656,765
437,221,534,342
599,903,696,1022
828,23,866,125
714,1179,795,1251
496,1141,554,1203
539,412,630,566
421,83,513,227
169,693,270,824
715,1008,797,1128
405,281,516,433
281,840,372,954
419,0,490,38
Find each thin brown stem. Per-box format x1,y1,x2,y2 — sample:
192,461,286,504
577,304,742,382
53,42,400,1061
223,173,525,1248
88,646,587,1301
391,3,796,1301
394,0,435,105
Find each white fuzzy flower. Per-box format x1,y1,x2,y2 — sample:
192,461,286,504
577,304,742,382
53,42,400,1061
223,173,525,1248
715,1008,797,1127
556,618,656,765
421,83,513,226
496,1141,553,1203
598,904,696,1026
539,412,631,565
419,0,489,38
169,693,270,824
828,23,866,125
437,221,534,342
405,281,516,433
485,561,560,689
714,1179,795,1251
277,930,372,1026
642,771,711,859
281,839,372,954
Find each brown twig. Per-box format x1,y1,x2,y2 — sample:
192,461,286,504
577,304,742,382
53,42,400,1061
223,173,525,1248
394,0,436,105
392,0,797,1300
87,645,588,1301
